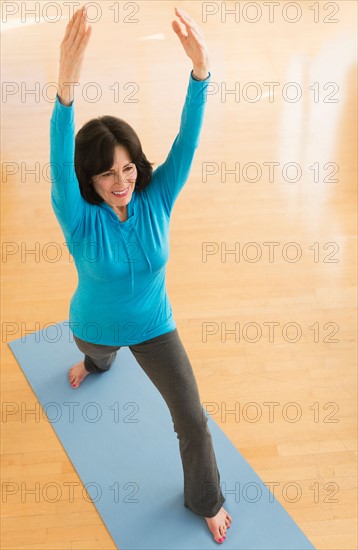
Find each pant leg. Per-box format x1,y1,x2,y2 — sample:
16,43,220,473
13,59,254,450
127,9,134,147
129,327,225,518
73,334,121,374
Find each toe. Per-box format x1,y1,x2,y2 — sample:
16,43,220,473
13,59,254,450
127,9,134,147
213,529,224,543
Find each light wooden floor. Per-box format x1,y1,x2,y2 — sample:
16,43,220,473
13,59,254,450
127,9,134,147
1,1,357,548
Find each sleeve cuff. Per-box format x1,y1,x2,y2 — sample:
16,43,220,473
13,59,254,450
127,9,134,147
56,94,74,108
191,69,211,82
51,94,75,127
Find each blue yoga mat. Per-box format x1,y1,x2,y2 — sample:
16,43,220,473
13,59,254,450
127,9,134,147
8,321,315,549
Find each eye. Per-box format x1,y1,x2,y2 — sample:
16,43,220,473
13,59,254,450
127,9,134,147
101,171,113,177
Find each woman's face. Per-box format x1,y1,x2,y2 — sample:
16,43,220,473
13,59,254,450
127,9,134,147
91,144,137,208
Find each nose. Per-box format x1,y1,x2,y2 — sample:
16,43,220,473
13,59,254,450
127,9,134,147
114,172,131,185
113,174,125,186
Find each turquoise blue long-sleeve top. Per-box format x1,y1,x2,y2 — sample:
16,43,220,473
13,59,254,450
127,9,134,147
50,70,211,346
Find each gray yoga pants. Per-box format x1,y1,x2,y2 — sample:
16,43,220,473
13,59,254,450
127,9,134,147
73,327,226,518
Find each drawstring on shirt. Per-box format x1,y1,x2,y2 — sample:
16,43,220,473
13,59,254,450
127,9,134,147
118,223,152,295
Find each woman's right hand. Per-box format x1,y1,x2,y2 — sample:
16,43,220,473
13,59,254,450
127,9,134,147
57,6,92,106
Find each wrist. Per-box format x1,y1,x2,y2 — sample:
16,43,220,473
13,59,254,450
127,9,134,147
57,94,73,107
192,66,210,81
57,79,78,106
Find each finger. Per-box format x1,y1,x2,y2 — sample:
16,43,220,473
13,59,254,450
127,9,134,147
187,25,205,45
62,8,81,43
175,7,202,36
175,7,195,24
73,6,87,40
173,13,203,43
68,7,86,47
76,24,92,54
64,9,82,47
73,8,89,50
171,20,188,41
175,20,204,50
174,12,205,46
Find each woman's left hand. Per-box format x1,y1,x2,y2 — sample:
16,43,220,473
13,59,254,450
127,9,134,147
172,7,210,80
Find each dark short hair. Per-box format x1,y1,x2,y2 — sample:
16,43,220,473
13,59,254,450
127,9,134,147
74,115,154,205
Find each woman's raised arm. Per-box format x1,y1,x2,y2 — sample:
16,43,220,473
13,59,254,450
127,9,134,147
50,6,91,242
172,7,210,80
144,9,211,218
57,6,92,105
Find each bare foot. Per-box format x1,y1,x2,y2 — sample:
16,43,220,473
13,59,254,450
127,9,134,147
205,506,232,544
68,360,90,388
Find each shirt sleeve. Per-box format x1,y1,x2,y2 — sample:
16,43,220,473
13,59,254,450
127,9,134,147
50,95,86,242
146,70,212,218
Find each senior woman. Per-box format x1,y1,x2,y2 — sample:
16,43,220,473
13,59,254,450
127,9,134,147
50,5,232,544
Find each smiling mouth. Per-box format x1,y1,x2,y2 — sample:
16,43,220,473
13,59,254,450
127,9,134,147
112,187,129,197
